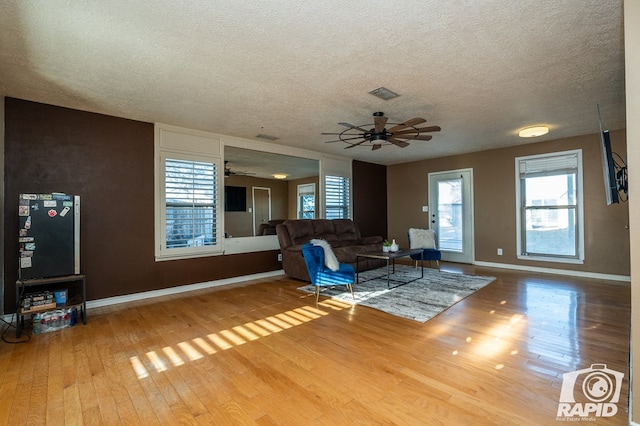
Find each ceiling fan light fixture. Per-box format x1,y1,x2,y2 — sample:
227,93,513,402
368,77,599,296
272,173,287,179
518,126,549,138
371,133,387,142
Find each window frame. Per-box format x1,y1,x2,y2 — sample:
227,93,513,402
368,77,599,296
515,149,584,264
155,124,224,261
324,174,351,219
297,183,316,219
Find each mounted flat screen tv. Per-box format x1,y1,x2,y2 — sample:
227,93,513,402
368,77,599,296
600,129,619,205
225,186,246,211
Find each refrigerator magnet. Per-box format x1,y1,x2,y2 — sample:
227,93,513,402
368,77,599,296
47,209,57,218
43,200,57,208
20,257,32,268
18,205,29,216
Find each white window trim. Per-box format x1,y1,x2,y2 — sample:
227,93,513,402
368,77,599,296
515,149,584,264
297,183,316,219
155,124,224,261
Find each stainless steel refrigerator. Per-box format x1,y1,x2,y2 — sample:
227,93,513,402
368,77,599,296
18,193,80,280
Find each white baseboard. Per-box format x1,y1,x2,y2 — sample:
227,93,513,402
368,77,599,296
0,269,284,329
2,270,286,324
473,261,630,283
86,270,285,310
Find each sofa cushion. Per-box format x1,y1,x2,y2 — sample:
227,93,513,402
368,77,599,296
284,220,316,245
312,219,338,242
333,219,360,242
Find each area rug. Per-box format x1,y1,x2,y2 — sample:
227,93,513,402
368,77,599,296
298,265,496,322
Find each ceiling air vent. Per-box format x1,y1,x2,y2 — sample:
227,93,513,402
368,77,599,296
368,87,400,101
255,133,279,141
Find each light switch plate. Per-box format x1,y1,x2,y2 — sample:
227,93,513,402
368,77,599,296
422,206,429,212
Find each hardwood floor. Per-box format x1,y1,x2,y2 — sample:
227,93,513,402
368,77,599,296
0,264,631,425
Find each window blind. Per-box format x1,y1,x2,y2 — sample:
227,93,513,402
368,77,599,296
165,158,217,249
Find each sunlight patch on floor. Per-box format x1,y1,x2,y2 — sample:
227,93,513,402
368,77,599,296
130,305,333,379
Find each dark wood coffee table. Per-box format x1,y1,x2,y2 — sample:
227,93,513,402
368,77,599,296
355,249,424,289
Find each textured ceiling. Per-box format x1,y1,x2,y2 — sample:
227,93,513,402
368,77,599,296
0,1,626,166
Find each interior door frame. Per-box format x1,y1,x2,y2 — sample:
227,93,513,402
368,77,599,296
252,186,271,236
428,168,475,264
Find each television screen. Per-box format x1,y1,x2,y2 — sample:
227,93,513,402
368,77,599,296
600,130,619,205
225,186,246,211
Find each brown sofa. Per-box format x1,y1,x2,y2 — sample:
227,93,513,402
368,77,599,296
257,219,285,235
276,219,385,281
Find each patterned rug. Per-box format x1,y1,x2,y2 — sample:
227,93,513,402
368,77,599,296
297,265,496,322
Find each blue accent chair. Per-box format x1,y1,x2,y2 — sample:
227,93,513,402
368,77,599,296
302,243,355,302
408,230,442,269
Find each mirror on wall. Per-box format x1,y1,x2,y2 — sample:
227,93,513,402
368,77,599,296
223,146,320,238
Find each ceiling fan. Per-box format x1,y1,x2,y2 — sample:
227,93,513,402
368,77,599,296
224,161,255,177
322,112,441,150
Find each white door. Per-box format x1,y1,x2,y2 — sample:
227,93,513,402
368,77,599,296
428,169,474,263
252,187,271,236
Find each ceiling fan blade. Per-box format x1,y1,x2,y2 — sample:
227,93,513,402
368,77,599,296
372,144,382,150
398,134,433,141
339,122,370,133
324,136,367,143
344,139,369,149
392,125,441,135
373,115,388,133
388,137,410,148
388,118,427,133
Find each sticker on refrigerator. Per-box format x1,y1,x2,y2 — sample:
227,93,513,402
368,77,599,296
19,237,34,242
21,194,37,200
19,205,29,216
47,209,57,218
20,257,32,268
43,200,57,208
24,216,31,229
25,243,36,251
60,206,70,217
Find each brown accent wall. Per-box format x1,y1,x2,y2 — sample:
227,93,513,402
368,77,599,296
353,160,387,238
387,130,630,276
3,98,281,312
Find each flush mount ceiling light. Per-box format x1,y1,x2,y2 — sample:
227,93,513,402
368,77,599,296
272,173,287,179
519,126,549,138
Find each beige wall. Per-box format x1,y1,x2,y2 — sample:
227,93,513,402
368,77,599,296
625,0,640,422
387,130,629,277
223,175,288,237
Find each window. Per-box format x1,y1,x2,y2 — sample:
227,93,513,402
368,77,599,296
155,124,223,260
160,155,221,258
325,175,350,219
516,150,584,263
297,183,316,219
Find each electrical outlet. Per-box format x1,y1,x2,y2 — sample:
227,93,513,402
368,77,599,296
497,248,503,256
277,253,282,262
